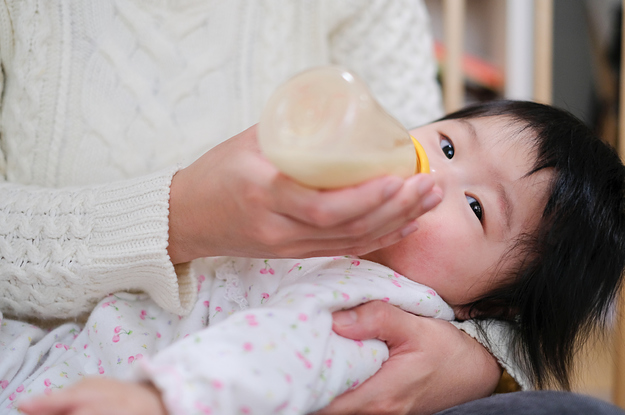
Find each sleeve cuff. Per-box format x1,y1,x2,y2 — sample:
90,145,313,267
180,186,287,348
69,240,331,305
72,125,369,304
86,166,197,315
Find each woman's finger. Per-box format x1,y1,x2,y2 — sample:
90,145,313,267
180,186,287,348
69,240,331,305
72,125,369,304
274,173,438,231
318,301,502,415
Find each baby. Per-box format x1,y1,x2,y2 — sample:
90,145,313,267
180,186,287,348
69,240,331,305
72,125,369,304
13,100,625,414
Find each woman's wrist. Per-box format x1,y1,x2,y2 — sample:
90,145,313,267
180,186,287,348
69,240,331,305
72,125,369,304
167,167,198,264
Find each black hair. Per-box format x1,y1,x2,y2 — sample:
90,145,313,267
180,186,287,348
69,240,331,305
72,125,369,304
440,100,625,390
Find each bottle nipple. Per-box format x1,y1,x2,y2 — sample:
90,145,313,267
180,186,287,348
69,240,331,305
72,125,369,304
258,66,429,189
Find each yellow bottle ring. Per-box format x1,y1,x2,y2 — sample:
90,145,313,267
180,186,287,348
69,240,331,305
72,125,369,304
411,136,430,174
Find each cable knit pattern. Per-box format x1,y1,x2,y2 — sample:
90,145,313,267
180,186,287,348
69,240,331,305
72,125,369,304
328,0,442,129
0,1,442,318
0,167,194,318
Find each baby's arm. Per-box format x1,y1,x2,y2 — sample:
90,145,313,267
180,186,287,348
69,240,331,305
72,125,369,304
19,378,167,415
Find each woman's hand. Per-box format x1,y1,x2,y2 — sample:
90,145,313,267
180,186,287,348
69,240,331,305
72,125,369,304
18,378,167,415
318,301,502,415
167,125,442,263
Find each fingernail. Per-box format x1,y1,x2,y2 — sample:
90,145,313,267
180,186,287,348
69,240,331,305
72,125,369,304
333,310,357,327
400,222,418,237
382,177,403,199
422,192,442,211
416,175,435,195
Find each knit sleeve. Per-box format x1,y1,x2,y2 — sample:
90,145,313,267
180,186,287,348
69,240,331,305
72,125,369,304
327,0,443,129
0,167,197,319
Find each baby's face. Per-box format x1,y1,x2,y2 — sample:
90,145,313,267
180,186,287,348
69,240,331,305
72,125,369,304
362,116,552,313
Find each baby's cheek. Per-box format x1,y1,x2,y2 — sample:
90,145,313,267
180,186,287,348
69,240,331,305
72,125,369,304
398,224,460,286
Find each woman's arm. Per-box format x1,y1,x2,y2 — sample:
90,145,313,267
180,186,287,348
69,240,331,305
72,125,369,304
320,301,502,415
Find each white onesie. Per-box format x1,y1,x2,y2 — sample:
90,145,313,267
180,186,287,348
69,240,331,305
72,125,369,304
0,257,453,414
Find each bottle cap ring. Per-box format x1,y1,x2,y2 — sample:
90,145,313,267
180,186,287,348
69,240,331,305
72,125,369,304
411,136,430,174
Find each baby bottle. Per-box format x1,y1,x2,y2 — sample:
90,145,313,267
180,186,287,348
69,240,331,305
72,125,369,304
258,66,429,189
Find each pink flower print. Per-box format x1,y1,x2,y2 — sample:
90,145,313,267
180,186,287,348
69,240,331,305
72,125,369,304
382,297,390,302
128,354,143,364
393,272,402,279
245,314,258,326
351,260,361,267
8,393,16,401
212,306,223,319
98,359,105,374
194,401,213,414
342,292,350,301
112,326,132,343
156,332,162,339
0,380,8,389
348,379,360,390
43,378,61,395
298,313,308,322
15,385,23,393
240,406,251,414
391,279,402,288
101,300,119,311
426,289,437,297
287,262,302,273
354,340,364,347
211,380,223,390
260,292,269,304
259,259,275,275
296,351,312,369
285,373,292,383
198,274,206,292
243,342,253,352
325,359,332,368
140,310,147,320
55,343,70,350
203,301,210,307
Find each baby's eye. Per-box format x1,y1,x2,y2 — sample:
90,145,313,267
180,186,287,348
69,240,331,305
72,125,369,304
440,135,454,159
466,195,483,221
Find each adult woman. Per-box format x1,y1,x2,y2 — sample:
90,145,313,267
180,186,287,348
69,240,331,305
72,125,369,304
0,1,501,413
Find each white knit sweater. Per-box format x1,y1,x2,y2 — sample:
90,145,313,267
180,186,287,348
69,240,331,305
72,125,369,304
0,0,443,319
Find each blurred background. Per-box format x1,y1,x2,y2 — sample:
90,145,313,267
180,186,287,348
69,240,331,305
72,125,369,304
424,0,622,405
425,0,621,147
